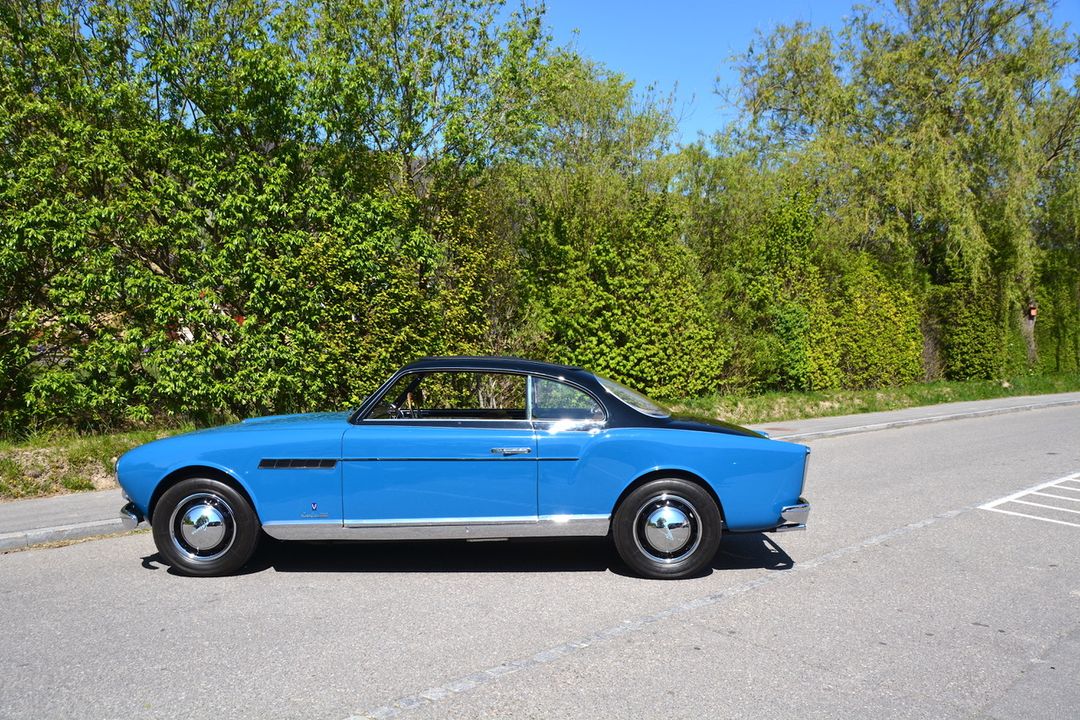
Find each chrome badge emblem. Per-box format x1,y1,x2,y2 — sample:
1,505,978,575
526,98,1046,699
300,501,328,519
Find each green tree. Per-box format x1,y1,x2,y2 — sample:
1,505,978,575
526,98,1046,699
500,52,726,396
734,0,1080,378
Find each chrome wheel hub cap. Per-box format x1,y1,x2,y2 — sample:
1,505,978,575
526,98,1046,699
633,493,701,564
643,505,691,553
169,492,236,562
180,504,226,551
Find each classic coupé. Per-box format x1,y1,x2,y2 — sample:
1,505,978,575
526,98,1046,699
117,356,810,579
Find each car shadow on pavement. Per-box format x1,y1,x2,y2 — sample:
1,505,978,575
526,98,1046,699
141,532,793,577
257,537,616,574
140,538,613,576
711,533,794,572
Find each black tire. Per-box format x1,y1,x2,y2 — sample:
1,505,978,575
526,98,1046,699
612,478,721,579
151,477,260,576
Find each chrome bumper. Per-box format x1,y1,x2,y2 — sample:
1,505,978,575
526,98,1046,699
119,502,144,531
772,498,810,532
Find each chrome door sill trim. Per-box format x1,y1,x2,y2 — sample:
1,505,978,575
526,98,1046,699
345,515,537,527
262,515,610,541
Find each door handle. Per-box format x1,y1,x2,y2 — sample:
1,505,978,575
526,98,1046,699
491,447,532,456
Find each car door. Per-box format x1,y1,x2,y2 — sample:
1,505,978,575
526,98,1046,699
341,370,537,529
531,376,611,518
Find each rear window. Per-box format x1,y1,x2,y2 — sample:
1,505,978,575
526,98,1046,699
595,376,670,418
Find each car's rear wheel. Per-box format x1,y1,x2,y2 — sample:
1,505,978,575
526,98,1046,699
151,477,259,576
612,478,721,579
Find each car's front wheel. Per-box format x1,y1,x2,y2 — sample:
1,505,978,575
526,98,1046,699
612,478,721,579
151,477,260,576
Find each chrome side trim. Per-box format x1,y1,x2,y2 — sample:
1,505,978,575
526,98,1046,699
772,498,810,532
344,515,538,527
261,514,611,541
342,457,535,462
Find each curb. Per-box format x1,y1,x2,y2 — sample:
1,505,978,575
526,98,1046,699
0,518,128,552
766,397,1080,442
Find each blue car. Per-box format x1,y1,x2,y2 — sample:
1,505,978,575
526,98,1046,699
117,356,810,579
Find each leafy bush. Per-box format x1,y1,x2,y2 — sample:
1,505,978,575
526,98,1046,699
931,284,1004,381
834,261,922,389
519,180,728,398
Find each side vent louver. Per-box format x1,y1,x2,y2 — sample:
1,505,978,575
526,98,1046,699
258,459,337,470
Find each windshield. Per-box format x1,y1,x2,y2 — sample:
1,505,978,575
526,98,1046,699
595,376,670,418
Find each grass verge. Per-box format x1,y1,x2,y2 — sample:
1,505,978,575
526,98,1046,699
669,373,1080,426
0,427,190,501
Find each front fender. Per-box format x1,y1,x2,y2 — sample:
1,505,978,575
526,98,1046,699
117,439,257,521
116,421,347,523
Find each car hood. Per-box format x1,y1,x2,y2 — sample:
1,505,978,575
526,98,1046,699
239,411,353,427
173,411,353,438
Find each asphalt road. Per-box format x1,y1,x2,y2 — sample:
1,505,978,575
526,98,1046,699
1,406,1078,719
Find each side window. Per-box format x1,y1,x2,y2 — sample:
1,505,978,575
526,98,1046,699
368,371,527,420
530,377,605,422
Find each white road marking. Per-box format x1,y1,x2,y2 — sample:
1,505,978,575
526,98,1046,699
1030,492,1080,503
980,473,1080,509
1012,499,1080,515
980,472,1080,528
977,508,1080,528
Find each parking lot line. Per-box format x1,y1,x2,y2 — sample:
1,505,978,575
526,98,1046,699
980,471,1080,528
978,507,1080,528
980,473,1080,510
1011,499,1080,515
1030,491,1080,503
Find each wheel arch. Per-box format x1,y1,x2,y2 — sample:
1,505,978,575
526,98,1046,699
611,468,726,528
148,465,258,524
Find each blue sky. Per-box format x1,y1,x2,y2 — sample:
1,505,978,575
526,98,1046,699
539,0,1080,143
